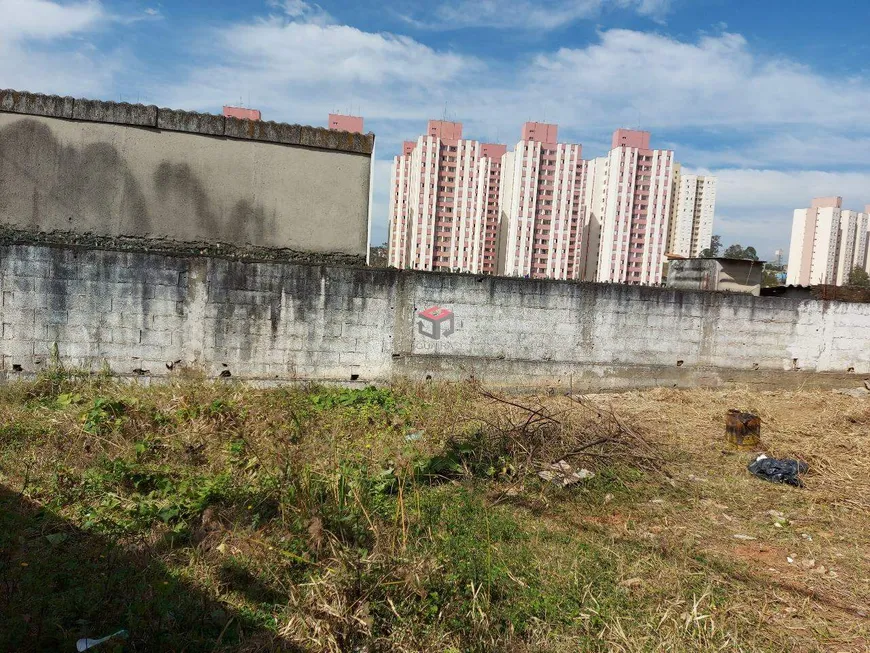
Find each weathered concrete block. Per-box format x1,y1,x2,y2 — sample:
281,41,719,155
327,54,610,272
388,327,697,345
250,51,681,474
224,117,302,145
0,341,35,360
139,329,172,347
79,266,141,285
49,261,79,280
150,314,183,331
0,89,74,118
72,98,157,127
65,293,114,314
223,117,375,154
144,268,179,286
34,309,68,325
144,298,185,317
65,309,109,330
11,259,51,278
110,296,147,313
1,304,35,323
156,108,225,136
110,327,140,344
2,322,38,341
10,278,35,292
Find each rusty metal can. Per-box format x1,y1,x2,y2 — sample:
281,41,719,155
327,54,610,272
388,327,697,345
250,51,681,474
726,410,761,450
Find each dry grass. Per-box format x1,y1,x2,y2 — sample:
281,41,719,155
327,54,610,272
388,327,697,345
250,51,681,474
554,385,870,652
0,372,868,651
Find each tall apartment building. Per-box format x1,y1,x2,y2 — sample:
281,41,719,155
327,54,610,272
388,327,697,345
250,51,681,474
586,130,675,285
387,121,504,274
667,164,716,258
852,210,870,275
498,123,586,280
389,124,698,286
786,197,870,286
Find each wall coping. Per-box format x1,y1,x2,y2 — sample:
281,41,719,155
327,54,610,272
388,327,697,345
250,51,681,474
0,226,366,267
0,89,375,155
4,237,869,312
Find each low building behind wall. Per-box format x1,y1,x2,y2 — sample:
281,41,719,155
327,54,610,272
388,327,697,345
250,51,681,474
0,89,375,261
1,243,869,390
667,258,763,296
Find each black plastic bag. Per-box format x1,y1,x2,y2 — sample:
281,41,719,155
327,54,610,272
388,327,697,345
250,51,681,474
747,454,808,487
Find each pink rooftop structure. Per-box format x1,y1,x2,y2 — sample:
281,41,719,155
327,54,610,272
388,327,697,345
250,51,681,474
222,106,261,121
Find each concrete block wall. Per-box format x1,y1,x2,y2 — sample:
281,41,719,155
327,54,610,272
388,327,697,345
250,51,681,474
396,274,870,390
0,245,394,381
2,244,870,389
0,89,374,260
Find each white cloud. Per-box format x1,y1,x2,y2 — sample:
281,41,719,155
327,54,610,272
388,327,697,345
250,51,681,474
0,0,124,97
159,16,479,127
403,0,673,30
166,25,870,150
222,23,470,86
0,0,104,39
145,25,870,145
631,0,671,20
267,0,333,26
701,169,870,213
522,30,870,132
675,131,870,170
424,0,601,30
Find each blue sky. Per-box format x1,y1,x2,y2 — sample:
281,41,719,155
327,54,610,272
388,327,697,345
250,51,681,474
5,0,870,259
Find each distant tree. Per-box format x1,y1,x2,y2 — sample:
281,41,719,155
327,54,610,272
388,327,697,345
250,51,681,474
847,266,870,288
762,269,781,288
368,242,389,267
722,243,760,260
698,234,721,258
723,244,745,259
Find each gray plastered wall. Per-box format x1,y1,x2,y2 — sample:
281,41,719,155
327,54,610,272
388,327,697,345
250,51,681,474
0,90,374,258
1,243,869,390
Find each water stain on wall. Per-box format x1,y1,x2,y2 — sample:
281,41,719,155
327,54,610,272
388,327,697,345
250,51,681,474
0,119,151,234
1,119,271,246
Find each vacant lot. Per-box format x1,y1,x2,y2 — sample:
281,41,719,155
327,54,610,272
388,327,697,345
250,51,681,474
0,370,867,651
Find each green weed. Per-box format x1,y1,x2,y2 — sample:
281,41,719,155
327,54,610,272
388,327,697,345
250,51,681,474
0,378,860,652
82,397,129,435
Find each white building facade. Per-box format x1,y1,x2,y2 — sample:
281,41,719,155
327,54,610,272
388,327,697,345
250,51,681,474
786,197,870,286
667,165,716,258
591,130,675,285
387,121,504,275
498,122,586,280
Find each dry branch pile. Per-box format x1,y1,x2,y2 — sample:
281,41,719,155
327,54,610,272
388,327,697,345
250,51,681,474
471,391,668,481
